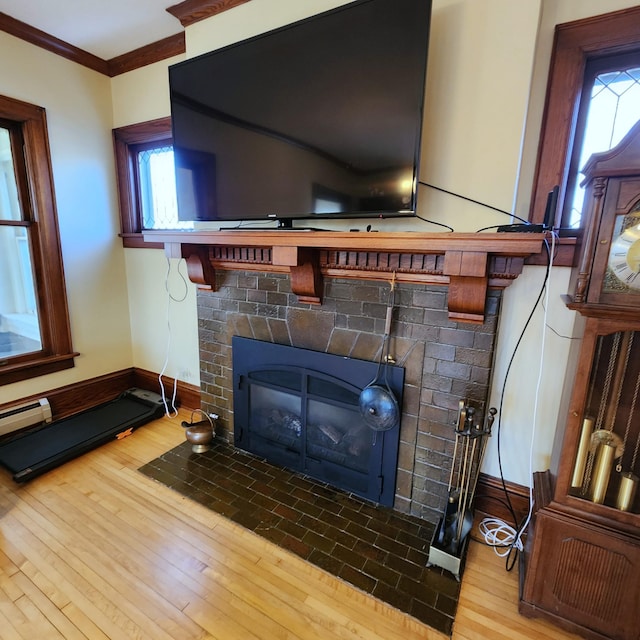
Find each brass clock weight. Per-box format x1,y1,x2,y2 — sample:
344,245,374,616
571,330,640,511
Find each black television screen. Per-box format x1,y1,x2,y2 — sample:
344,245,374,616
169,0,432,227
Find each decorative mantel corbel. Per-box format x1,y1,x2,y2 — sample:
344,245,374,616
271,246,323,304
443,250,488,323
164,242,216,290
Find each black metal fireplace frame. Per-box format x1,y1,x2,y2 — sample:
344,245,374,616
232,336,404,506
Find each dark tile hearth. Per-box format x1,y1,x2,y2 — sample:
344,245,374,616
139,437,461,636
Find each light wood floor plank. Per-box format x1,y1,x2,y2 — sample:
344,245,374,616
0,582,28,631
6,497,169,640
0,504,156,640
23,560,120,640
65,467,329,640
29,487,205,640
60,602,110,640
0,605,24,640
0,410,585,640
11,571,83,640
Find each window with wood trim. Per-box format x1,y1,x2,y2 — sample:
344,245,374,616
113,117,191,249
565,53,640,229
0,94,76,385
530,6,640,233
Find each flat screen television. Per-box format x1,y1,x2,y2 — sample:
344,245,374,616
169,0,432,228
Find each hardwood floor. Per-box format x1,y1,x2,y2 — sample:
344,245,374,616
0,411,582,640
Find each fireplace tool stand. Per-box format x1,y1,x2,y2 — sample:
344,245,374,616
428,400,496,580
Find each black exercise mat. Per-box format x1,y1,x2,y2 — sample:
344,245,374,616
0,388,166,482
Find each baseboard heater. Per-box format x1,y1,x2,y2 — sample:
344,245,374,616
0,388,166,482
0,398,52,436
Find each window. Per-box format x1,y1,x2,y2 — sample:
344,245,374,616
113,117,191,249
530,7,640,234
0,94,76,385
0,123,41,358
565,55,640,229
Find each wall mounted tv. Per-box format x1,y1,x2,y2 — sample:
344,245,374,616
169,0,432,228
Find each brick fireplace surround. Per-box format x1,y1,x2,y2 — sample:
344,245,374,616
197,270,500,524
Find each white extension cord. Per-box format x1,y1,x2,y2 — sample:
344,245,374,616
159,257,189,418
478,517,524,556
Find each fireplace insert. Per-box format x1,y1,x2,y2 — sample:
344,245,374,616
232,336,404,506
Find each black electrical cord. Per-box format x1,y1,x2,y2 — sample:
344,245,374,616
490,237,552,571
418,180,533,226
414,213,455,232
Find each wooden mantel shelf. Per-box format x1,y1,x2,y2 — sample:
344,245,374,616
144,230,545,323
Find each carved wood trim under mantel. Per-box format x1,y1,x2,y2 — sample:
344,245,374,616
146,230,545,323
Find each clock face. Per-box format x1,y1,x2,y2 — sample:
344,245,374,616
602,210,640,297
608,223,640,291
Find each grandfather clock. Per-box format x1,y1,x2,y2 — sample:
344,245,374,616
519,121,640,640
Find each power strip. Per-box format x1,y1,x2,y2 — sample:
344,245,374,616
497,223,545,233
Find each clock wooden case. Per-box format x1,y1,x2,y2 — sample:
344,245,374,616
571,120,640,313
520,122,640,640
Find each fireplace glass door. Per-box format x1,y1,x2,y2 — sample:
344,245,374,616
233,337,403,506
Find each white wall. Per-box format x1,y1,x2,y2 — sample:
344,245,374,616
123,248,200,386
185,0,350,59
418,0,542,230
1,32,133,403
484,263,577,485
111,56,201,387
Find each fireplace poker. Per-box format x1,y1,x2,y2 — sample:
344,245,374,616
453,407,474,547
439,401,469,548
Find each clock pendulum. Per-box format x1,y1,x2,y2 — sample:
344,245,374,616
583,331,630,503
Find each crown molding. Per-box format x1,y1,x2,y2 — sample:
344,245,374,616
1,1,252,76
0,10,184,77
107,32,185,76
0,11,109,74
166,0,251,27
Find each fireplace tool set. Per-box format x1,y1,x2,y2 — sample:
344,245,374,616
428,400,496,579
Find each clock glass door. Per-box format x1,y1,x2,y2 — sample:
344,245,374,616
570,329,640,513
605,205,640,295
